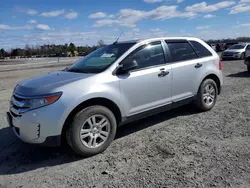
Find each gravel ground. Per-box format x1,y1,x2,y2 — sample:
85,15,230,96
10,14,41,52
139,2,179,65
0,59,250,188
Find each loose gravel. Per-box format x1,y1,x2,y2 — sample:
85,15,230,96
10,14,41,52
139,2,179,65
0,59,250,188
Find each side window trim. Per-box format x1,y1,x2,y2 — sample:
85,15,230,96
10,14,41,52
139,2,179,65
187,40,199,57
161,39,173,63
122,41,169,72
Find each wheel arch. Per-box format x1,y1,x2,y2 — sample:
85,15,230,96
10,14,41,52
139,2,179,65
61,97,122,144
200,74,221,95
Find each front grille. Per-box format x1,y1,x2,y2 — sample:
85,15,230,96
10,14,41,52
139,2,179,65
223,54,233,57
10,94,30,116
223,52,234,56
10,110,21,118
13,95,24,102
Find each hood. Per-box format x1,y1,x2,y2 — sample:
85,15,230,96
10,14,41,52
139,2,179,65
15,71,93,96
224,49,245,53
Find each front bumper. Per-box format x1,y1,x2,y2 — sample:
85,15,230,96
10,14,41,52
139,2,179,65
221,53,242,59
244,60,250,66
6,100,66,146
7,112,61,146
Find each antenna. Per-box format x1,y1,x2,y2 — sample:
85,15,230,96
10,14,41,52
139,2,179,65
113,31,123,44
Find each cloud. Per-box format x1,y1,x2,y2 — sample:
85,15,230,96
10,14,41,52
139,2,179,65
204,14,216,18
0,25,11,30
150,28,161,32
108,14,115,18
144,0,163,3
230,4,250,14
23,31,99,45
132,28,140,32
41,9,65,17
35,24,51,30
0,24,31,30
196,25,211,30
234,23,250,28
186,1,236,13
89,12,107,19
177,0,184,3
28,20,37,24
239,0,250,3
27,9,38,15
93,6,196,28
65,11,78,19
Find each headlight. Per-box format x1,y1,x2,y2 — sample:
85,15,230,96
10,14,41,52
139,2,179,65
24,92,62,110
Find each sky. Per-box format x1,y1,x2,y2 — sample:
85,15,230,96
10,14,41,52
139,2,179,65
1,0,250,49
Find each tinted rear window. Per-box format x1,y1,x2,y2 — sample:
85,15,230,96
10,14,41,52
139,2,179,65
167,42,197,62
190,41,212,58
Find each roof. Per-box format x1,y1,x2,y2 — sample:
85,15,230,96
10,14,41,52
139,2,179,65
117,37,201,44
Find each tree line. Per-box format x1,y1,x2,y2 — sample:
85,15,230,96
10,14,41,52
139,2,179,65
1,37,250,59
206,37,250,44
0,40,105,59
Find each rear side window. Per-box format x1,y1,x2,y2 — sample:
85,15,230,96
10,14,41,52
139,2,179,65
190,40,212,58
167,42,197,62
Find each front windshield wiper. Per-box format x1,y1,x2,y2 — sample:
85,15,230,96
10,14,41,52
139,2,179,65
67,68,91,73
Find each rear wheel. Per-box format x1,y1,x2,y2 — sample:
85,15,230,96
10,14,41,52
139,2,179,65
194,79,218,111
66,105,117,157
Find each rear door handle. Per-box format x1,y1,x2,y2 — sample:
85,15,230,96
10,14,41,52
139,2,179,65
158,70,169,77
195,63,203,68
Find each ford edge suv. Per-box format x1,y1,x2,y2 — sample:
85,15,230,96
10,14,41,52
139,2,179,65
221,43,250,60
7,37,223,156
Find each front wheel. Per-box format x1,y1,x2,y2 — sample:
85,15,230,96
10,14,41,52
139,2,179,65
66,105,117,157
194,79,218,112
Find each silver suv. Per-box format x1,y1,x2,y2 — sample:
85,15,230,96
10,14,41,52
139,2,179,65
7,37,223,156
221,43,250,60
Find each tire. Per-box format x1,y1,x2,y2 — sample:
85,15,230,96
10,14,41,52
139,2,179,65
248,66,250,73
194,79,218,112
66,105,117,157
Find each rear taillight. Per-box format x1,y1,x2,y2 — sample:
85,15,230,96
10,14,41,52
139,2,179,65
219,60,222,70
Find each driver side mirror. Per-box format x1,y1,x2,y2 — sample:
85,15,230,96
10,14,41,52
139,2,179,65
117,60,138,74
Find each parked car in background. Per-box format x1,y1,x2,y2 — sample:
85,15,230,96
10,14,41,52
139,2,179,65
211,44,216,51
221,43,250,60
7,37,223,157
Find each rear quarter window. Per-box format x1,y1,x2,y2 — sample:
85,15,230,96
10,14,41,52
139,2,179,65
189,40,212,58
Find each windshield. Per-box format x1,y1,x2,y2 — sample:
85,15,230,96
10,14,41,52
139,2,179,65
229,44,246,49
67,43,135,73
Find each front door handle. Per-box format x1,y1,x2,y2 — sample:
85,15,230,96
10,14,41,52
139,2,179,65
195,63,203,68
158,70,169,77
